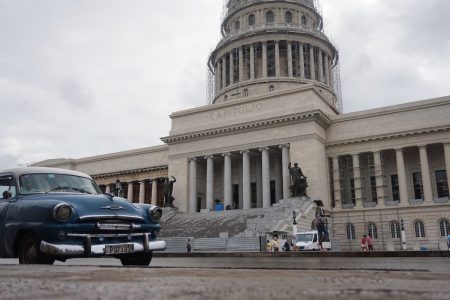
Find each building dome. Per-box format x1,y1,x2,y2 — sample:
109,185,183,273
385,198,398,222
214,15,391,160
208,0,341,112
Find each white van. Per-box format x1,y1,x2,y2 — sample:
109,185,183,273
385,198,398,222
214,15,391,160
295,230,332,251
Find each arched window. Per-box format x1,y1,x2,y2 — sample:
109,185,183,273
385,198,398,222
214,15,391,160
414,220,426,238
269,85,274,92
301,15,307,26
285,11,292,24
224,95,228,101
248,14,255,26
235,21,240,31
266,10,274,24
440,219,450,237
346,223,356,240
367,223,378,239
243,88,248,97
390,221,401,239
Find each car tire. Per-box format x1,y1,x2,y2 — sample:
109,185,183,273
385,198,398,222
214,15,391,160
18,233,55,265
120,252,153,266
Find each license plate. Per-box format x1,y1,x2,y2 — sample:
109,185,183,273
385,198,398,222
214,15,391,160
105,243,134,254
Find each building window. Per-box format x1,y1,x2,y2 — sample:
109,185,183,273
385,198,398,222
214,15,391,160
370,176,377,203
435,170,449,198
301,15,307,26
390,221,401,239
266,10,274,24
440,219,450,237
412,172,423,200
269,85,274,92
285,11,292,24
346,223,356,240
243,88,248,97
224,95,228,101
248,14,255,26
391,174,400,201
414,220,426,238
235,21,240,31
367,223,378,239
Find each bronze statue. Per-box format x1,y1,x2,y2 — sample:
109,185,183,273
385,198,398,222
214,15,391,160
163,176,177,208
289,163,308,197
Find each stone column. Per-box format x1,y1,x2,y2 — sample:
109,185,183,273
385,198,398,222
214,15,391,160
229,50,234,85
205,155,214,211
329,58,334,88
256,156,262,208
241,150,251,209
332,156,342,208
373,151,386,206
222,57,226,89
151,180,157,206
239,47,244,82
352,154,363,208
105,184,111,194
250,44,255,80
287,42,293,78
280,144,290,199
299,43,305,79
324,55,330,85
127,182,134,202
395,148,408,205
139,181,145,204
318,49,324,83
309,46,315,81
260,147,271,208
223,153,232,209
444,143,450,196
275,41,280,77
189,158,198,213
419,145,433,203
262,42,267,78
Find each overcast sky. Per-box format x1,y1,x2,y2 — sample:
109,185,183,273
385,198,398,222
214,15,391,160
1,0,450,168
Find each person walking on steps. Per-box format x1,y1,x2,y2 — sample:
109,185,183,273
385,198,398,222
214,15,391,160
314,200,330,251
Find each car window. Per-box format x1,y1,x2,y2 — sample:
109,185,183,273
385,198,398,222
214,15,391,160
0,176,16,199
296,234,313,242
313,234,318,242
19,173,102,195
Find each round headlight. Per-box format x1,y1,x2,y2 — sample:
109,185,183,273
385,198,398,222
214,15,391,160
53,203,72,222
148,207,162,223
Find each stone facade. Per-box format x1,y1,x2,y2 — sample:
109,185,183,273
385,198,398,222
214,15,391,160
34,0,450,251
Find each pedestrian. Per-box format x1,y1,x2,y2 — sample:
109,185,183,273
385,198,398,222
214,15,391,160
361,235,368,251
283,241,290,251
266,240,273,252
272,237,279,252
447,235,450,251
367,234,374,251
187,239,192,253
314,200,330,251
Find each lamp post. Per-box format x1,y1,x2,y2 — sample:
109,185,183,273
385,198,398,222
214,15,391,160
115,179,121,197
400,219,407,250
292,211,298,237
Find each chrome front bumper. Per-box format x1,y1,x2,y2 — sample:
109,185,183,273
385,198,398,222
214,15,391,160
40,233,166,257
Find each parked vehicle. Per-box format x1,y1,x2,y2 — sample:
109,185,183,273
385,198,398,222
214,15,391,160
295,230,332,251
0,167,165,265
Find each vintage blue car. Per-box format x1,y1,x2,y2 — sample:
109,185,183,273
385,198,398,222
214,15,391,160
0,167,165,265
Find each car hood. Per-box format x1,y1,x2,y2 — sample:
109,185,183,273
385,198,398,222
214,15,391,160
21,193,147,220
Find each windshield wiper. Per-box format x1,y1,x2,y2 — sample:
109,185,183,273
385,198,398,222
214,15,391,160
70,187,92,194
45,186,69,193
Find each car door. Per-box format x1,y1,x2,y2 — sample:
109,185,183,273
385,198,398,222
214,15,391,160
0,174,16,256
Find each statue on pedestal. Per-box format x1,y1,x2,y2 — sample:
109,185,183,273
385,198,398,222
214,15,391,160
289,163,308,197
163,176,177,208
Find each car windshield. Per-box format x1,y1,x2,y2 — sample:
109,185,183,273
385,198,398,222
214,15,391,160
296,234,313,242
19,173,102,195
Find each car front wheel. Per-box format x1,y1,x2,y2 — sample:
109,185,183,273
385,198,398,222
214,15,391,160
18,233,55,265
120,252,152,266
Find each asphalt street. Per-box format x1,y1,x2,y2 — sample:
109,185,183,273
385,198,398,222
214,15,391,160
0,257,449,299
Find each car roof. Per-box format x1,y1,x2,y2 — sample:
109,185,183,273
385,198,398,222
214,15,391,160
296,231,317,234
0,167,93,179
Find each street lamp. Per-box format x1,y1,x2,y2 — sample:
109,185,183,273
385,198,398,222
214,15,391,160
115,179,121,197
292,211,298,237
292,211,297,225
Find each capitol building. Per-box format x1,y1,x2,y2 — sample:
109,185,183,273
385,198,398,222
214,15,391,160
37,0,450,251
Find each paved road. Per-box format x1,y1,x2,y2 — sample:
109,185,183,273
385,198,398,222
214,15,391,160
0,257,449,299
2,256,450,272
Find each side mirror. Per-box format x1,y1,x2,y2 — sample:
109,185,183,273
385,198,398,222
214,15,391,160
2,191,12,199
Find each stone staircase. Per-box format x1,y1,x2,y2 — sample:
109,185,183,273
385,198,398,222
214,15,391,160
159,197,315,239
